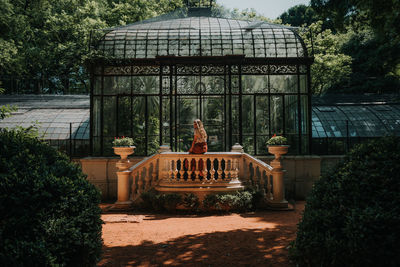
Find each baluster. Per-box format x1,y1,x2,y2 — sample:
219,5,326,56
210,158,216,181
233,158,239,180
202,158,208,182
257,167,264,193
242,158,249,185
267,174,272,199
194,158,200,181
217,158,223,181
144,167,151,191
151,170,157,188
188,158,194,181
173,159,179,181
168,159,173,180
131,172,137,200
137,170,144,196
225,159,231,181
179,158,185,181
249,163,255,187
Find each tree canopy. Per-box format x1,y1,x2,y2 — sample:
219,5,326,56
0,0,183,94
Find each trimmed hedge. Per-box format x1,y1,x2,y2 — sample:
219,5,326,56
290,137,400,267
0,129,103,266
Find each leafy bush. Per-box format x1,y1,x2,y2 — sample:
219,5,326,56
0,129,103,266
163,193,182,212
140,190,182,212
290,137,400,267
266,135,288,145
203,194,221,210
203,191,254,212
112,136,134,147
182,193,200,211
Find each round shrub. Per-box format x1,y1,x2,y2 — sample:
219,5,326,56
203,191,254,212
182,193,200,211
0,129,103,266
290,137,400,267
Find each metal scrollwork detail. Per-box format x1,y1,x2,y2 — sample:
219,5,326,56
162,66,171,75
242,65,269,74
132,66,160,75
104,66,131,75
270,65,297,74
201,65,225,75
176,65,200,75
231,65,239,74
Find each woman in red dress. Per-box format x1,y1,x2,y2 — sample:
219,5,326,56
186,119,207,176
189,119,208,154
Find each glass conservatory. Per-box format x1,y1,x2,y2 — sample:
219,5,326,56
89,7,313,156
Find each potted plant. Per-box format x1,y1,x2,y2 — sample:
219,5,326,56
112,136,135,162
266,134,289,158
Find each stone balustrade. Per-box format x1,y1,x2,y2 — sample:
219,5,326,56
113,145,288,209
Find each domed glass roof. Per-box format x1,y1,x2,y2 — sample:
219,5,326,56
96,16,307,59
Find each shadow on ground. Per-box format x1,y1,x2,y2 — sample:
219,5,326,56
98,226,295,266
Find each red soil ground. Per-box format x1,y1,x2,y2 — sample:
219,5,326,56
98,202,305,267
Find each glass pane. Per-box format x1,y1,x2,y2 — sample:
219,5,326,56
203,96,224,152
118,76,131,94
161,96,171,146
243,136,254,154
117,96,131,137
300,74,307,93
132,97,145,136
270,75,297,93
256,95,269,135
103,96,116,137
132,76,159,94
148,96,160,155
242,95,254,135
103,76,118,95
285,95,298,135
270,96,283,135
177,97,198,152
242,75,268,93
93,76,102,95
93,96,101,137
202,76,224,94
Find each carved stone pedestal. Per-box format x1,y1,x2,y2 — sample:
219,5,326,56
113,146,135,210
267,145,289,209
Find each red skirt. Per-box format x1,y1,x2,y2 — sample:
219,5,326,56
190,142,208,154
185,142,207,173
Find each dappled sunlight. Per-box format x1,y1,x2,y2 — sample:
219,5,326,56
99,205,306,266
99,227,297,266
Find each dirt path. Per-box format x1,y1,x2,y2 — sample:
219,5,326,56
98,202,304,267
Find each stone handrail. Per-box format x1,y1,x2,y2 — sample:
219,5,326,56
114,145,288,209
241,153,287,208
128,154,161,201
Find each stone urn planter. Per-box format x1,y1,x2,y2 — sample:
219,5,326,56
267,145,289,166
113,146,135,170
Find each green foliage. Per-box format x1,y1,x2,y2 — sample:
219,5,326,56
290,137,400,266
163,193,183,212
301,21,352,95
140,190,182,212
182,193,200,211
310,0,400,94
266,136,288,145
279,4,320,27
112,136,134,147
203,191,253,212
0,128,103,266
0,0,183,94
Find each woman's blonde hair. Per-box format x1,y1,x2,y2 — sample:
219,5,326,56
194,119,207,141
